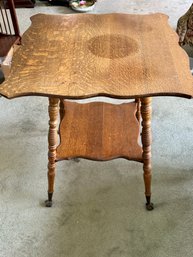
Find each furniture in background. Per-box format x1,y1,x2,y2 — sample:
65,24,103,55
0,13,192,210
11,0,35,8
0,0,20,58
48,0,69,6
176,3,193,46
176,3,193,74
0,0,21,78
48,0,97,12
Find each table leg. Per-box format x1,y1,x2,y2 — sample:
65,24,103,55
135,98,141,122
45,97,59,207
141,97,154,211
59,98,65,122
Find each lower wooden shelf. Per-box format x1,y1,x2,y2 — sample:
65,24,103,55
56,100,142,162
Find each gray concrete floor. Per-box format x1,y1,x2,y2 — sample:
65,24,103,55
1,1,193,257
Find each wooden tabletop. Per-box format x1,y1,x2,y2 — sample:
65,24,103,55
0,13,193,99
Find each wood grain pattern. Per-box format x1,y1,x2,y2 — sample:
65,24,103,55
56,100,142,162
0,13,193,99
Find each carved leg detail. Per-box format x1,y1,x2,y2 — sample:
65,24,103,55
141,97,154,211
45,97,59,207
135,98,141,122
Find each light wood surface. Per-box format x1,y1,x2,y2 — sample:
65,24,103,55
56,100,142,162
0,13,193,99
1,12,191,209
46,97,59,207
141,97,153,210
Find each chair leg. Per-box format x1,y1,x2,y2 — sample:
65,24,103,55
45,97,59,207
141,97,154,211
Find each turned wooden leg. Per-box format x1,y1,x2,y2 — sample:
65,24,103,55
59,98,65,123
141,97,154,211
58,99,65,136
135,98,141,122
45,97,59,207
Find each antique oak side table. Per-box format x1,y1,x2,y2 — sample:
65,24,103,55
0,13,193,210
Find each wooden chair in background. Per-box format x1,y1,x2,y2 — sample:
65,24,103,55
0,0,21,78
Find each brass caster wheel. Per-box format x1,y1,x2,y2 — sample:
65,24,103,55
146,202,154,211
45,192,53,207
45,200,52,207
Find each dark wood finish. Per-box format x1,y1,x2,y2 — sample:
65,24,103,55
141,97,154,210
3,0,35,8
0,13,193,99
7,0,20,35
45,97,59,207
12,0,35,8
0,0,20,58
0,35,19,57
48,0,69,6
56,100,142,162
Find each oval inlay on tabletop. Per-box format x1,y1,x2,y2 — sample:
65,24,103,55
87,34,139,59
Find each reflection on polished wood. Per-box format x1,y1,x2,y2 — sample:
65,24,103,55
0,13,193,99
56,100,142,162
